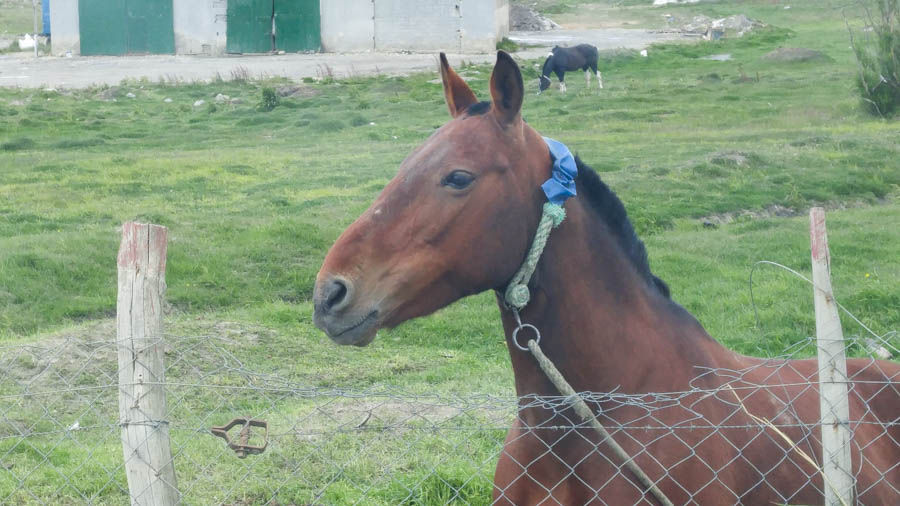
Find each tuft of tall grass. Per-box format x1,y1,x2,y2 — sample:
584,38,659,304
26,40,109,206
849,0,900,116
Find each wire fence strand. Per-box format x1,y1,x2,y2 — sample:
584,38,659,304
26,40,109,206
1,327,898,505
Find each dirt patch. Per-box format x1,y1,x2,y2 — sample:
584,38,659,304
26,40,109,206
93,86,122,101
700,199,882,227
0,318,273,389
275,85,321,98
710,151,754,167
510,3,559,31
701,204,798,227
762,48,831,63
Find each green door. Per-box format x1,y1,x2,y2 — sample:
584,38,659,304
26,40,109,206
126,0,175,54
78,0,173,55
275,0,320,52
226,0,274,54
78,0,127,55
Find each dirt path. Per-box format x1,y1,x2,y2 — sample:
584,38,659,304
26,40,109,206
0,28,688,89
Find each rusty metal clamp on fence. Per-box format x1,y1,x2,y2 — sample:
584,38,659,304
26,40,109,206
211,417,269,458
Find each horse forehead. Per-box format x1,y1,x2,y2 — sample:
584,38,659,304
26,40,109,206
402,119,501,172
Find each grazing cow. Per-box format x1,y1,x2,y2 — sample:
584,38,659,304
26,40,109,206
539,44,602,94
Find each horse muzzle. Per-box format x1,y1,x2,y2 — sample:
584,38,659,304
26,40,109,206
313,276,380,346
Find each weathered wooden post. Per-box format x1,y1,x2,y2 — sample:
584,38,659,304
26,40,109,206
117,222,179,505
809,208,854,506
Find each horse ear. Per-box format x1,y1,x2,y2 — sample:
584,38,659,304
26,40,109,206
489,51,524,126
439,53,478,118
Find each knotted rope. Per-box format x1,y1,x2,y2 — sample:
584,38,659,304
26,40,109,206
503,203,566,310
504,139,674,506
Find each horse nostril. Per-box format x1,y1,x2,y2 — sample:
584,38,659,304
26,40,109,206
323,277,351,313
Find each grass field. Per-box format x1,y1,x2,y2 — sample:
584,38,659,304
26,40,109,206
1,0,898,503
0,0,40,37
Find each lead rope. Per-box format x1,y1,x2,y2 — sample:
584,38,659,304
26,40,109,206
505,203,674,506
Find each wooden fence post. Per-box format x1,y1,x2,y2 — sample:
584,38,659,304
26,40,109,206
809,208,854,506
117,222,179,505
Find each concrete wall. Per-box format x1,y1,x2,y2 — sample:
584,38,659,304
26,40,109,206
320,0,374,52
495,0,510,42
374,0,460,52
173,0,227,55
459,0,507,52
321,0,508,53
49,0,79,55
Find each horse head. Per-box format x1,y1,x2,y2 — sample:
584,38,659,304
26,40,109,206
313,52,550,346
538,74,553,94
538,52,556,94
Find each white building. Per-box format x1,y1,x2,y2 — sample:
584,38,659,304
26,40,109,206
50,0,509,56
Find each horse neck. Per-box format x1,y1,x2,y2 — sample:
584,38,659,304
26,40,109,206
499,196,734,398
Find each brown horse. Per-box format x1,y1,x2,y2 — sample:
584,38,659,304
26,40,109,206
313,51,900,505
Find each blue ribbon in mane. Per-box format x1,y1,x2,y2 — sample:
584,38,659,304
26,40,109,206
541,137,577,205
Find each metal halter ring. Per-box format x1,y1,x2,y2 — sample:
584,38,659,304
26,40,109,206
512,323,541,351
511,310,541,351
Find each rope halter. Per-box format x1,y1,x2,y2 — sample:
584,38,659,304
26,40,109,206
503,137,577,313
499,137,675,506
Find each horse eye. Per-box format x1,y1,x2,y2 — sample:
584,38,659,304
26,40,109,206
442,170,475,190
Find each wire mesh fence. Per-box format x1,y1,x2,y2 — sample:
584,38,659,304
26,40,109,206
1,327,897,505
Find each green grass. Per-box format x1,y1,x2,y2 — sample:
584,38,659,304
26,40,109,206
0,0,899,503
0,0,41,36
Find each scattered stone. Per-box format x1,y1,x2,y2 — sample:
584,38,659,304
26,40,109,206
510,3,559,31
701,53,732,61
163,97,173,103
653,0,701,4
193,99,206,107
682,14,763,38
641,49,648,57
214,93,229,103
8,99,26,106
762,47,831,63
230,97,244,105
126,92,136,98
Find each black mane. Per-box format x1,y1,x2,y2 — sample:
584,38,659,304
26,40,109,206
574,156,671,298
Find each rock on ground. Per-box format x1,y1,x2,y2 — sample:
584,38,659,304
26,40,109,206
510,3,559,31
682,14,764,37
